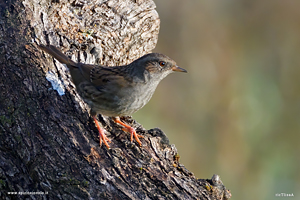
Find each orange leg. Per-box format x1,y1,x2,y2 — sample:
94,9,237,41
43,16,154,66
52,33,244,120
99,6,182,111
93,116,111,149
113,117,143,146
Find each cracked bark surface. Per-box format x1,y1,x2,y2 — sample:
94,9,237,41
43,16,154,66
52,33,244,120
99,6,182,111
0,0,231,199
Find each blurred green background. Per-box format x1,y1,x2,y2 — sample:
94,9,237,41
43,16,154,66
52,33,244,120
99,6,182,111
133,0,300,199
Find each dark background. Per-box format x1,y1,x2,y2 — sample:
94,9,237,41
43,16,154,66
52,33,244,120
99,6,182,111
134,1,300,199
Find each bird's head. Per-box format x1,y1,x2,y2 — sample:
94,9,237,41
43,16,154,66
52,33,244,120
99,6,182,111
131,53,187,83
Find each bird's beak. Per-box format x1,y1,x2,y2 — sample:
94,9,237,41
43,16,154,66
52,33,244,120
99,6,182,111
172,65,187,73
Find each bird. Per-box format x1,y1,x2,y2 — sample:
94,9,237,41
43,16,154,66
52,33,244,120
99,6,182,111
38,44,187,149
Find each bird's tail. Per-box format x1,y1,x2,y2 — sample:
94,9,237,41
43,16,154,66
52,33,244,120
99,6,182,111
38,44,77,67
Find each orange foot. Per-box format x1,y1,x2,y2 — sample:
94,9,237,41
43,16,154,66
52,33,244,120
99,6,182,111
113,117,143,146
93,116,111,149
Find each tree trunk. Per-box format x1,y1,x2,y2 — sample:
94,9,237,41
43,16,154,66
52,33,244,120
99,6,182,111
0,0,231,199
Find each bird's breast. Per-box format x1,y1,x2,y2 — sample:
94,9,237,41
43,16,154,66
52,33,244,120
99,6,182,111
83,80,159,117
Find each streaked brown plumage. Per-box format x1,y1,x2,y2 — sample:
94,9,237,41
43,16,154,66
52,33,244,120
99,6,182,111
38,44,187,148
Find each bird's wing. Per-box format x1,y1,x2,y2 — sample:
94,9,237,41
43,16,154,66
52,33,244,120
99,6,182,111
88,66,133,90
77,63,95,81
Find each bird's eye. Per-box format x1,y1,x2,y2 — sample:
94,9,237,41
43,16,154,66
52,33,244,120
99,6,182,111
159,61,166,67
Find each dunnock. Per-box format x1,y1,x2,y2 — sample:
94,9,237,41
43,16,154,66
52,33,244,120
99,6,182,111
38,44,187,148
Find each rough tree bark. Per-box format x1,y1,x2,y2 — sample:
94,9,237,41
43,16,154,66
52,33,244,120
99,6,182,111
0,0,231,199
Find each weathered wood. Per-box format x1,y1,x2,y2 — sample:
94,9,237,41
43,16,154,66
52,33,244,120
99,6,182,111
0,0,231,199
